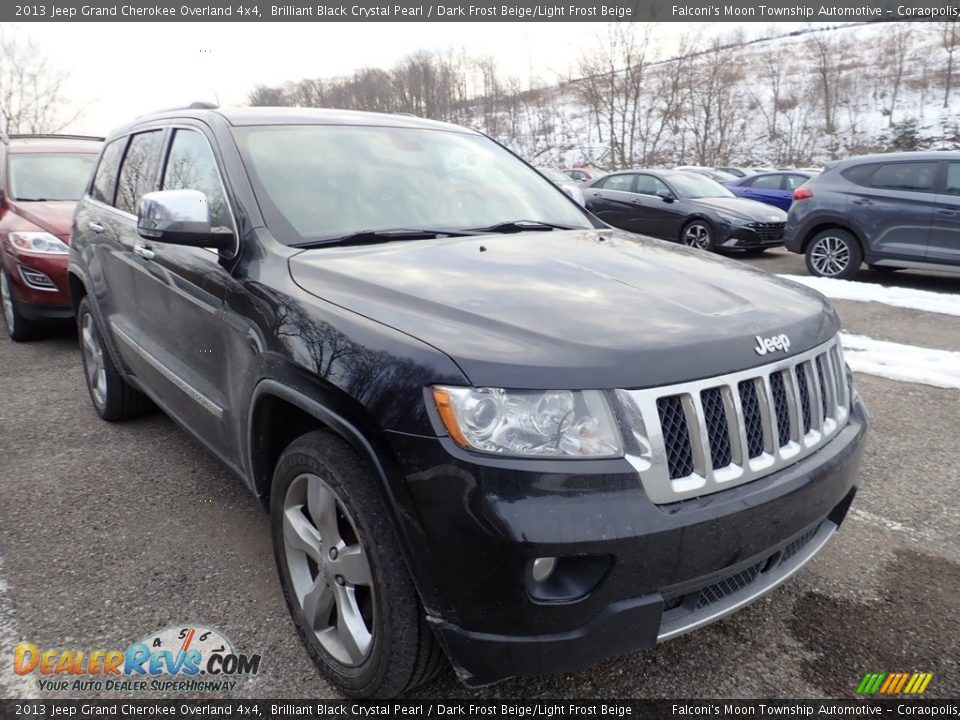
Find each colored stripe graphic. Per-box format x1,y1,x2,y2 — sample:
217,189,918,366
857,672,932,694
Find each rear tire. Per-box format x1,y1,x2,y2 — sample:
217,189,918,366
77,297,153,421
1,269,37,342
805,229,862,279
271,430,445,698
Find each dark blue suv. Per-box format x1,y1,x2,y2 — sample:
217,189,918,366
784,152,960,278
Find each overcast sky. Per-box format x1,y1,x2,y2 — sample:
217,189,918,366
14,21,809,136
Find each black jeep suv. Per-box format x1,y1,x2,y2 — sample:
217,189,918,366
69,107,868,698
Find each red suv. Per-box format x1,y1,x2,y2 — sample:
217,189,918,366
0,134,102,340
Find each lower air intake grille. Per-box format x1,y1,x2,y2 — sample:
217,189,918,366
696,562,764,609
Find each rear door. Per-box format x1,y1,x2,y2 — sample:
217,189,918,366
928,160,960,267
737,173,789,210
845,161,938,262
75,135,144,357
584,173,639,231
129,125,239,460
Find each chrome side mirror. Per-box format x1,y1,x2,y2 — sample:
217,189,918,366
137,189,233,250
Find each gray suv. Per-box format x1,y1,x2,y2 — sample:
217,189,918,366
784,151,960,278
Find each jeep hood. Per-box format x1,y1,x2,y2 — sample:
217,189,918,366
288,229,838,389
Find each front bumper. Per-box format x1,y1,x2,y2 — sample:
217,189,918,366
389,396,868,686
718,223,786,250
3,253,72,316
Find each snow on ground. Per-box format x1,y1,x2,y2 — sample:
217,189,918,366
840,332,960,390
780,275,960,318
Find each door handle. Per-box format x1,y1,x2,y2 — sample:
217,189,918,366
134,243,155,260
936,208,958,216
87,221,104,233
852,198,874,206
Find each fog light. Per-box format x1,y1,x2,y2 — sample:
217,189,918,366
18,266,57,291
531,557,557,583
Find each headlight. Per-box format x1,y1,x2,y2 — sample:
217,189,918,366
431,386,623,458
715,212,747,226
9,232,69,255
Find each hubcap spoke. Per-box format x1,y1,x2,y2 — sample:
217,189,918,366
307,481,343,548
283,507,323,561
301,576,335,630
333,544,371,587
334,586,372,664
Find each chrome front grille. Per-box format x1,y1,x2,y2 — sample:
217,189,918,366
618,336,849,504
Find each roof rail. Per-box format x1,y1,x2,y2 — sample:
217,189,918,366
1,133,105,144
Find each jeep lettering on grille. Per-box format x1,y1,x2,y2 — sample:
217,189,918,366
754,333,791,356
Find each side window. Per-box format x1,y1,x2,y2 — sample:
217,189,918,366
944,163,960,195
91,138,126,206
869,162,938,192
115,131,163,215
748,174,783,190
782,174,809,191
634,175,669,196
599,174,635,192
841,163,879,186
162,129,234,232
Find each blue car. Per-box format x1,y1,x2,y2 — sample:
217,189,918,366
726,171,817,211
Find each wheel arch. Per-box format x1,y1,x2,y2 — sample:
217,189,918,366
801,222,865,255
247,379,443,615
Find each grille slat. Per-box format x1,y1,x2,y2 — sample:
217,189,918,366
795,362,813,434
700,387,732,470
620,336,850,504
738,380,765,459
657,396,695,479
769,372,791,447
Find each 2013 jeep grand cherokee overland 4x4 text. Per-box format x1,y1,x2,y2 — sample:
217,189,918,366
68,107,868,699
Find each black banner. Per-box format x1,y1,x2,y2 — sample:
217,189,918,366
5,0,960,23
3,699,960,719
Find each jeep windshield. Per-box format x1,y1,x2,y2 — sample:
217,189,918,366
8,153,98,201
233,125,593,245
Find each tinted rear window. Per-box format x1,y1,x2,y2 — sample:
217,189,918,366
842,161,938,192
91,138,126,206
116,131,164,215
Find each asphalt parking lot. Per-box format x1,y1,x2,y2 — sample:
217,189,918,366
0,247,958,701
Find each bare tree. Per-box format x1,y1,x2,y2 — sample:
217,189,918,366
942,20,960,108
572,23,655,168
0,29,79,134
807,30,850,135
880,23,913,126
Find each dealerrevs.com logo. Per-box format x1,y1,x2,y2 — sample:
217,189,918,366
13,625,261,693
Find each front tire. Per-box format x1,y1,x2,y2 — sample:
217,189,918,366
681,220,715,251
805,229,862,279
1,269,37,342
271,430,445,698
77,297,152,421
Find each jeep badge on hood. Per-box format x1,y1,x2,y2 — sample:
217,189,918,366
755,333,792,355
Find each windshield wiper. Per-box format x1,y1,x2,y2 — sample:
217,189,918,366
470,220,576,234
291,228,476,249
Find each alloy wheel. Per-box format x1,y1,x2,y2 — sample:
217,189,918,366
81,312,108,408
810,236,850,276
0,272,14,331
283,472,374,667
683,223,711,250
